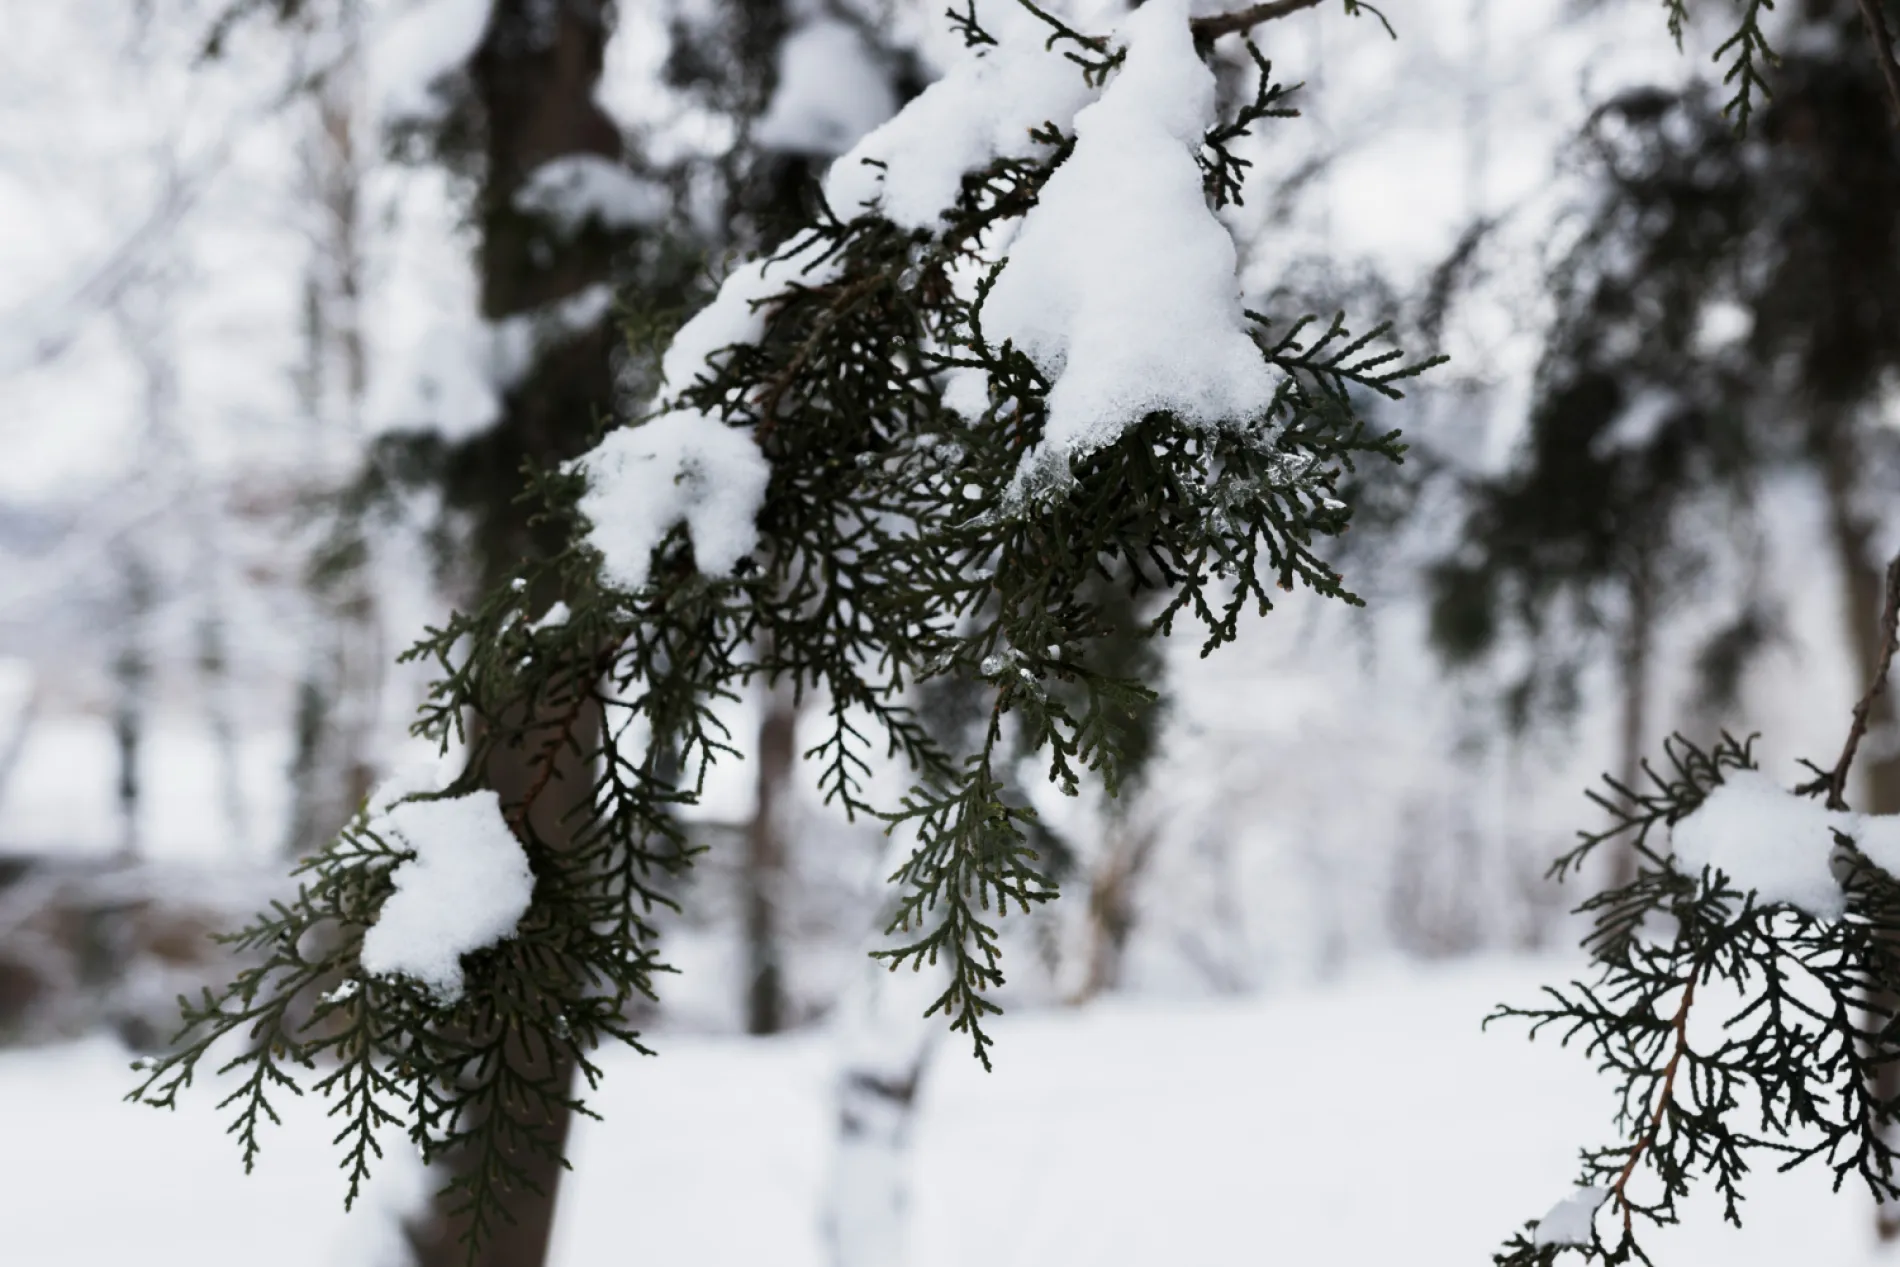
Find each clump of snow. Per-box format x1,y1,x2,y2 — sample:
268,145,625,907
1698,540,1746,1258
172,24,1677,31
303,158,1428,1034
515,155,666,235
661,232,840,391
368,0,494,126
365,756,458,819
493,283,616,391
1533,1186,1607,1248
1671,769,1852,920
1590,388,1676,457
359,790,535,1000
981,0,1277,487
573,233,835,595
575,411,771,594
755,17,897,157
1853,813,1900,878
822,5,1095,229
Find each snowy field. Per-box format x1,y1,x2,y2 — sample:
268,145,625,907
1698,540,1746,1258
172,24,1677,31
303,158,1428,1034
6,957,1894,1266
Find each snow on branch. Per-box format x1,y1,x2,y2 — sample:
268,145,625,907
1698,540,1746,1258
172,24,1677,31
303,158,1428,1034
984,0,1277,489
358,789,535,1001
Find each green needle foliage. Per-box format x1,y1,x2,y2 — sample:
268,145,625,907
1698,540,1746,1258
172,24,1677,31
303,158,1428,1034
1659,0,1780,130
128,6,1435,1256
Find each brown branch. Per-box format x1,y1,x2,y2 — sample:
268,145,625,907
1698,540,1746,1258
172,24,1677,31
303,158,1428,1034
1856,0,1900,132
1800,553,1900,811
1610,968,1700,1232
1190,0,1325,43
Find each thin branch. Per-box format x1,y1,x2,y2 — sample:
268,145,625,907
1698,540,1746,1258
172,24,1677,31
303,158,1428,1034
1191,0,1325,42
1856,0,1900,131
1610,966,1700,1234
1800,552,1900,811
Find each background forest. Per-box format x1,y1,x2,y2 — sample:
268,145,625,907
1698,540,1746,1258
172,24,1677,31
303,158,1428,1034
2,0,1899,1263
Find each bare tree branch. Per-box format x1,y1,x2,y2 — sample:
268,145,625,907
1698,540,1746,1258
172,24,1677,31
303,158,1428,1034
1800,552,1900,810
1190,0,1326,43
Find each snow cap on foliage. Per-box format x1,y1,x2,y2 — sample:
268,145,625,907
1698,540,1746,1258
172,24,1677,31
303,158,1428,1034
515,155,666,235
661,232,840,391
1532,1186,1606,1248
359,790,534,1000
576,411,771,594
982,0,1276,486
822,3,1095,229
756,16,898,156
1671,769,1852,920
575,235,832,595
368,0,493,126
1667,769,1900,920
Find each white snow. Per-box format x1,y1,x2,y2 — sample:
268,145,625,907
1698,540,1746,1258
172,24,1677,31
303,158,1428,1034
364,752,460,818
358,789,534,999
1671,770,1851,919
0,1038,427,1267
547,960,1887,1267
515,155,666,235
660,232,839,392
575,410,771,594
8,960,1899,1265
1591,388,1676,457
368,0,494,126
821,5,1095,230
570,234,840,594
755,17,898,157
981,0,1277,488
1533,1185,1608,1248
1854,812,1900,879
493,283,617,391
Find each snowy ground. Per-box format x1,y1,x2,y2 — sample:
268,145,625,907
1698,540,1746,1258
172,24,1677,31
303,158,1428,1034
6,957,1894,1266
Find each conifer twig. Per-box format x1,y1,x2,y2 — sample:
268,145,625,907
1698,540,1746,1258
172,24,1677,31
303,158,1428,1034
1798,552,1900,811
1855,0,1900,131
1190,0,1324,42
1609,967,1700,1234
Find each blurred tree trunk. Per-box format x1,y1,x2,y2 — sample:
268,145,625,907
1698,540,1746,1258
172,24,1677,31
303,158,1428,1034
744,681,796,1034
1609,551,1656,891
823,958,936,1267
288,6,383,857
110,550,153,862
404,3,623,1263
1069,817,1158,1004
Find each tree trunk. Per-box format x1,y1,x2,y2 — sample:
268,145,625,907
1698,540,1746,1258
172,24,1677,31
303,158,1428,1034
823,960,937,1267
111,551,153,862
1609,549,1656,892
406,3,624,1263
744,683,796,1035
1068,815,1158,1005
287,6,383,857
405,695,596,1267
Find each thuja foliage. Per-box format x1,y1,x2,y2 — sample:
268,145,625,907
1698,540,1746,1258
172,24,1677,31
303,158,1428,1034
1491,561,1900,1264
1660,0,1780,129
128,3,1435,1254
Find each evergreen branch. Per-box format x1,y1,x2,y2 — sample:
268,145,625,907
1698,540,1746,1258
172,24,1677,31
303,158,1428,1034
1712,0,1778,131
1797,552,1900,810
1605,963,1701,1239
1493,632,1900,1260
1662,0,1689,49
